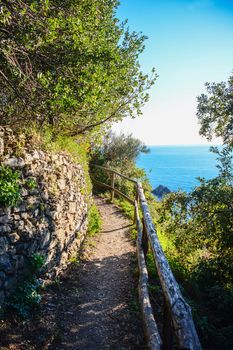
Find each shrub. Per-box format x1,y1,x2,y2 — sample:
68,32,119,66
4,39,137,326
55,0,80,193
25,177,37,190
90,132,151,199
7,253,45,318
0,166,21,207
157,176,233,349
29,253,45,276
8,279,43,318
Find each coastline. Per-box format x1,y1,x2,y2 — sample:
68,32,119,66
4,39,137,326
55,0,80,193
137,145,219,193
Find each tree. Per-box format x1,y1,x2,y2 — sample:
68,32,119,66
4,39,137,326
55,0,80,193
197,74,233,147
90,132,151,197
92,131,149,168
0,0,156,135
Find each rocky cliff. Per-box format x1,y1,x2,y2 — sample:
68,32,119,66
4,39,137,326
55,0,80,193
152,185,171,200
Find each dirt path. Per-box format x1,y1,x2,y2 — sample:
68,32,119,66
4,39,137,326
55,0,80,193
0,197,144,350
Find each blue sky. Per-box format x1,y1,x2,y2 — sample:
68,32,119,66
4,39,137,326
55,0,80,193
112,0,233,145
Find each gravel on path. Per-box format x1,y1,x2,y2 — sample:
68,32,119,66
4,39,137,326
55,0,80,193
51,197,144,349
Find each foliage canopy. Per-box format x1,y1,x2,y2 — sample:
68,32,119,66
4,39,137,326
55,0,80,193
91,131,149,169
197,74,233,147
91,132,151,198
0,0,156,136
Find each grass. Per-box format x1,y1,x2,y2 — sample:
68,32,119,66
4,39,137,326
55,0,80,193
87,204,102,237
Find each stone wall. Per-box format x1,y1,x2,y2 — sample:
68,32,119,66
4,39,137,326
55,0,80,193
0,127,89,305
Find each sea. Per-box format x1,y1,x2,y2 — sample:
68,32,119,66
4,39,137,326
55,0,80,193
136,145,219,193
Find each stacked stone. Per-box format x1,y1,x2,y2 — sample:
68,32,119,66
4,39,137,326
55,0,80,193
0,127,89,305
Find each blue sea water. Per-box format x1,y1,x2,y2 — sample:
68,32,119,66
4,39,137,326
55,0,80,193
136,146,219,193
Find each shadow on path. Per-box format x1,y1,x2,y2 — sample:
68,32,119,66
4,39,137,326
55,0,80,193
49,252,143,350
102,224,133,233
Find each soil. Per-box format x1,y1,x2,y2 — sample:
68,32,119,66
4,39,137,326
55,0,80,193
0,197,145,350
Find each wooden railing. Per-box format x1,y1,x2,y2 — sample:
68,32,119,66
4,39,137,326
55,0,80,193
90,164,202,350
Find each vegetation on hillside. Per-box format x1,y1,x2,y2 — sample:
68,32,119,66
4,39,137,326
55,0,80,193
157,75,233,349
90,131,152,198
0,0,155,321
0,0,156,137
91,75,233,349
0,0,156,217
1,1,232,348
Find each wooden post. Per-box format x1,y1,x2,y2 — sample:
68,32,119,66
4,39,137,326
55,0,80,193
142,217,149,261
133,205,137,225
163,300,173,350
110,171,115,201
133,191,139,225
135,201,162,350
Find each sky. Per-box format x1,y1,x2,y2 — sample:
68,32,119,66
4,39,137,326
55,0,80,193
112,0,233,145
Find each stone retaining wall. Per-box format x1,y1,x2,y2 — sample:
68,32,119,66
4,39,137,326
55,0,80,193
0,127,89,305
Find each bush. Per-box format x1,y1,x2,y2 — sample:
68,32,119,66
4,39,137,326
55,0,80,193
7,253,45,318
0,166,21,207
90,132,152,199
29,253,45,276
157,176,233,349
25,177,37,190
8,279,43,318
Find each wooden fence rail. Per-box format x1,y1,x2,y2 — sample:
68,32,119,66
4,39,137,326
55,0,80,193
90,164,202,350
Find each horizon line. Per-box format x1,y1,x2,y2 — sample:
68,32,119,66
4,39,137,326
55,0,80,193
145,143,222,147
